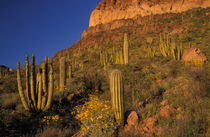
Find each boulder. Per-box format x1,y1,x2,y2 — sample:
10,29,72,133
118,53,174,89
182,48,207,62
160,100,168,106
67,93,74,102
127,111,139,126
145,117,157,130
124,124,134,132
159,105,176,119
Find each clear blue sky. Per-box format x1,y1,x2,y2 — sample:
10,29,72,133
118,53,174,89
0,0,102,69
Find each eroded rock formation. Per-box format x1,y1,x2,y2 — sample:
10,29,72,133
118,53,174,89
90,0,210,27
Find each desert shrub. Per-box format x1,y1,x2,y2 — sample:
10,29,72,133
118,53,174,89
35,127,64,137
160,72,209,136
41,113,63,127
0,109,41,137
0,73,18,93
82,69,103,92
16,103,26,113
73,95,117,137
0,92,19,109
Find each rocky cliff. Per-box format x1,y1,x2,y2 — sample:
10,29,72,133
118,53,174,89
53,0,210,60
89,0,210,27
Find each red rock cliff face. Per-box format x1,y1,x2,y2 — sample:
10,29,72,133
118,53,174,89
89,0,210,27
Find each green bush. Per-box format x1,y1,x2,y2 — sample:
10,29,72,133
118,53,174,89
16,103,26,113
1,93,19,109
73,95,117,137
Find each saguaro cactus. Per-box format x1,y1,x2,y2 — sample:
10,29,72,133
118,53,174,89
123,33,129,64
110,69,124,126
59,57,66,91
17,54,53,112
68,64,72,80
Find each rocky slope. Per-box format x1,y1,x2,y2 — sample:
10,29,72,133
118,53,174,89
82,0,210,37
90,0,210,27
0,65,13,78
53,0,210,61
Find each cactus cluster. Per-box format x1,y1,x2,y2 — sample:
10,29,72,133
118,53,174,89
159,33,183,60
71,58,82,71
110,69,124,126
99,33,129,69
17,54,53,112
67,33,129,71
147,46,157,57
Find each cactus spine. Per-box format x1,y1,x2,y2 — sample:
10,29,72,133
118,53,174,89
59,57,66,91
17,54,53,112
123,33,129,64
110,69,124,126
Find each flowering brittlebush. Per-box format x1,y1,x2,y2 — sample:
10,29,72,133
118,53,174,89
41,114,63,126
72,95,117,136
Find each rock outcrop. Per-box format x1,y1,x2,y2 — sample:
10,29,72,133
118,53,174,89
159,105,176,119
90,0,210,27
0,65,13,78
182,48,207,62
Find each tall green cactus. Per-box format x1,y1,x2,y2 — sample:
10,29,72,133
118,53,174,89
119,48,124,65
17,54,53,113
159,33,183,60
17,62,29,111
159,33,170,57
123,33,129,64
59,57,66,91
68,64,72,80
110,69,124,126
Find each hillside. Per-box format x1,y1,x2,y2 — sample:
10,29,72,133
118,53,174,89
0,0,209,137
89,0,210,27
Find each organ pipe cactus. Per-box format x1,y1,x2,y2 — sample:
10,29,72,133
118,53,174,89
147,46,156,57
159,33,183,60
17,54,53,113
159,33,170,57
59,57,66,91
110,69,124,126
123,33,129,64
